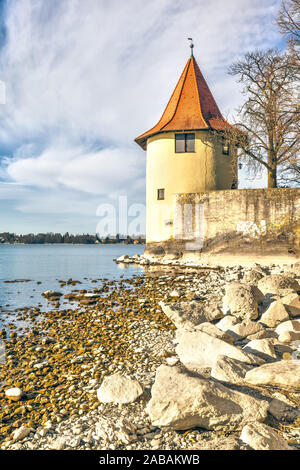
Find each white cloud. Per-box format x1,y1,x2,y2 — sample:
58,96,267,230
6,144,145,196
0,0,282,230
0,181,31,199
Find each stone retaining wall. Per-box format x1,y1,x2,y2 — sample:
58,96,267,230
146,188,300,257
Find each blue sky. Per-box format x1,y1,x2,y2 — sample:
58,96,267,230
0,0,284,235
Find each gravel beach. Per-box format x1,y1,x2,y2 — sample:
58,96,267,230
1,259,300,451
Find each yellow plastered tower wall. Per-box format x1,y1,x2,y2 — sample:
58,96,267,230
135,53,239,244
146,131,237,242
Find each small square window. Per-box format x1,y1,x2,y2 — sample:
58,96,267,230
175,133,195,153
222,141,230,155
157,189,165,200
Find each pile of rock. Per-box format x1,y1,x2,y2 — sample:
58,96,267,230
3,264,300,451
149,271,300,449
90,269,299,450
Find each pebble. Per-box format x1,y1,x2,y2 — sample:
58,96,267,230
5,387,23,402
1,262,299,451
12,426,31,442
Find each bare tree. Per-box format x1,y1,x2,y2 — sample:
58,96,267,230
277,0,300,53
276,1,300,185
278,153,300,185
226,49,299,188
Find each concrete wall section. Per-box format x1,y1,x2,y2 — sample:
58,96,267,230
145,188,300,257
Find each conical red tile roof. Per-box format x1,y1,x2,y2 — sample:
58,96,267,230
135,56,233,149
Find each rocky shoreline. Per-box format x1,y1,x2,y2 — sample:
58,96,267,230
0,259,300,450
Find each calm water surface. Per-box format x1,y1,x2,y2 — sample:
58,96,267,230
0,244,145,311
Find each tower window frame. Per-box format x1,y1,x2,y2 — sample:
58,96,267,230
175,133,195,153
157,188,165,200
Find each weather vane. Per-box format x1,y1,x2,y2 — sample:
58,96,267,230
188,37,194,57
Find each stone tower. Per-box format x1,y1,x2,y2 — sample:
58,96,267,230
135,52,238,246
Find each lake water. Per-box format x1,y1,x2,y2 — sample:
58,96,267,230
0,244,145,311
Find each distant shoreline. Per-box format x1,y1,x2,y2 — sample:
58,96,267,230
0,232,146,245
0,242,145,246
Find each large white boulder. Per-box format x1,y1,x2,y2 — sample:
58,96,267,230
278,330,300,343
223,283,263,320
97,373,144,404
275,319,300,336
159,301,223,329
194,322,234,344
146,365,269,431
216,315,239,332
269,398,300,422
257,274,300,297
175,329,264,373
245,360,300,391
247,329,275,341
191,436,246,450
243,339,277,361
259,301,290,328
228,321,265,340
281,293,300,318
211,355,255,384
240,422,292,450
243,268,265,286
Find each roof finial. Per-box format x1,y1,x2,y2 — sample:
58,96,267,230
188,37,194,58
